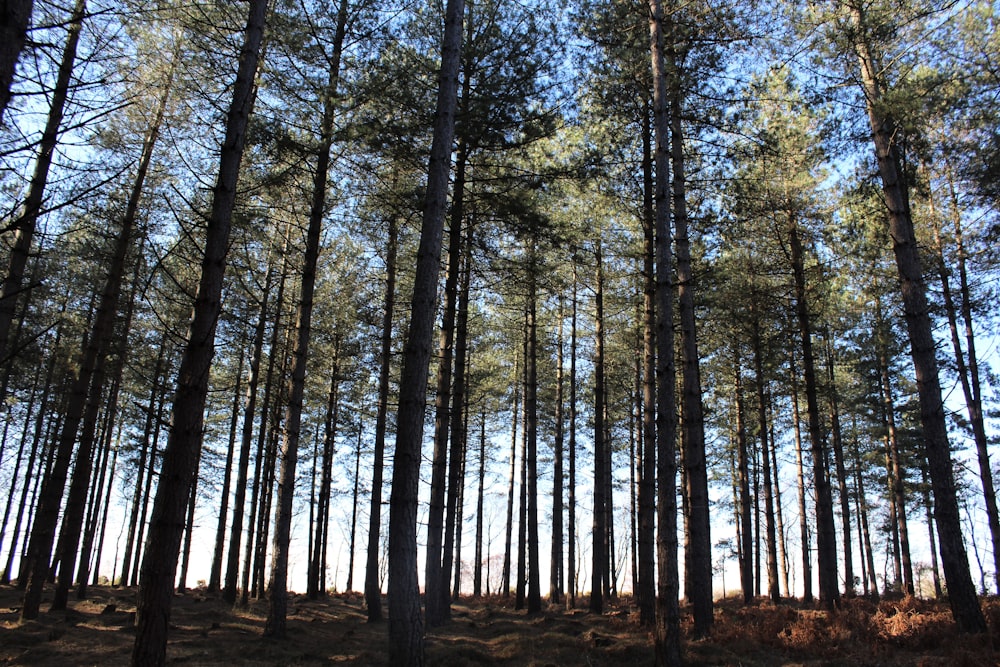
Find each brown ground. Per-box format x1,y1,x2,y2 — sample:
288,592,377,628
1,585,997,665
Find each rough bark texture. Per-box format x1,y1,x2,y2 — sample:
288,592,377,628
131,0,267,662
387,0,464,657
849,0,985,633
650,0,680,661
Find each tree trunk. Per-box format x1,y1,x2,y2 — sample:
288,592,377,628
473,408,485,597
788,214,839,607
14,0,89,619
223,267,272,605
132,0,268,661
210,354,243,593
733,347,753,604
49,56,173,611
789,348,813,602
649,0,680,657
345,428,362,593
264,0,346,632
670,31,712,636
567,272,578,609
387,0,464,656
311,366,338,598
849,0,984,632
591,243,607,615
637,110,657,625
874,307,913,594
852,443,879,600
502,353,519,597
751,316,779,603
551,296,565,605
441,228,472,616
525,243,541,614
823,337,854,596
365,205,397,619
930,171,1000,595
177,444,203,592
425,137,467,627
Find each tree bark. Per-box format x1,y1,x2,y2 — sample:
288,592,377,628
264,0,346,633
387,0,464,656
590,243,607,615
132,0,268,661
788,215,839,608
223,268,271,605
210,353,243,594
649,0,680,658
365,210,396,619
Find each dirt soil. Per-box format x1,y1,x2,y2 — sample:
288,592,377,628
1,585,998,665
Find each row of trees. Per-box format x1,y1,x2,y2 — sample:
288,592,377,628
0,0,997,664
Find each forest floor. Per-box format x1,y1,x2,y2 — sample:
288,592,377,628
1,584,998,665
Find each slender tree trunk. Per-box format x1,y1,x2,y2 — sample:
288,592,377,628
637,112,657,625
14,0,89,619
0,0,84,367
132,0,268,661
649,0,680,657
311,366,338,598
452,408,468,599
48,57,174,612
788,215,839,608
425,138,468,626
441,229,472,616
365,207,397,619
264,0,346,633
824,337,854,596
387,0,464,656
849,0,984,632
473,408,485,597
591,243,607,615
930,173,1000,595
921,464,943,599
764,403,789,597
751,316,779,603
92,436,118,587
1,316,61,584
669,35,711,636
345,428,362,592
502,353,519,597
516,329,527,611
177,443,203,592
210,354,243,593
567,273,578,609
223,269,271,605
734,347,753,604
119,343,165,589
853,445,879,600
525,243,541,614
551,297,565,605
249,253,290,601
789,349,813,602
